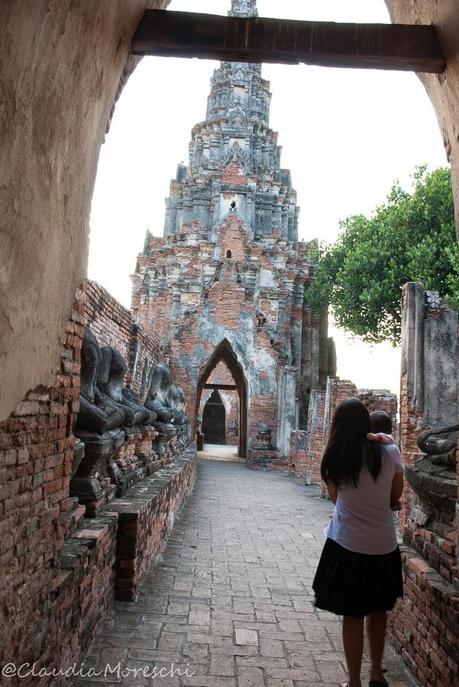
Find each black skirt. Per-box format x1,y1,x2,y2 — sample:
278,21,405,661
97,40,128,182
312,537,403,618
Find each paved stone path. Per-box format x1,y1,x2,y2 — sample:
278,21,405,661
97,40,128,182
74,460,416,687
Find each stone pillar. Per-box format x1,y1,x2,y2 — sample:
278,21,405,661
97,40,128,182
318,310,330,386
299,304,313,429
276,365,297,457
322,376,334,444
304,388,327,484
291,280,305,383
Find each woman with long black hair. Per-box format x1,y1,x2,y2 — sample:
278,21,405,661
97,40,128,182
312,398,404,687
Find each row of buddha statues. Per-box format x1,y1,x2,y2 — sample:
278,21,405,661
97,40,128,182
71,328,191,503
75,328,190,438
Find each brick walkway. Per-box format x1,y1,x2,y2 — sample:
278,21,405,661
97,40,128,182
73,460,416,687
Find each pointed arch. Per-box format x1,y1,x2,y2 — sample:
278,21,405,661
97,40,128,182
196,339,248,459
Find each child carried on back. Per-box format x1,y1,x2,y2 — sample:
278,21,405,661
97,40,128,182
368,410,401,512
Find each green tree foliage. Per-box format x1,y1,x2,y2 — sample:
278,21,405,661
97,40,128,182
306,166,458,345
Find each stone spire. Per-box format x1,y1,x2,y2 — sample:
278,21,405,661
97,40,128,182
229,0,258,17
162,0,299,242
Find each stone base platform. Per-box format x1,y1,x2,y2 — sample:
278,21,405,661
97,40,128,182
248,448,289,471
103,446,197,602
84,480,116,518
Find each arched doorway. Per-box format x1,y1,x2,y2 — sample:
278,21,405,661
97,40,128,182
196,339,248,459
202,389,226,444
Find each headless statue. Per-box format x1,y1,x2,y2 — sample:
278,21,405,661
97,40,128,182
98,346,153,427
168,384,189,426
168,383,191,446
145,363,177,435
75,330,125,434
123,386,156,426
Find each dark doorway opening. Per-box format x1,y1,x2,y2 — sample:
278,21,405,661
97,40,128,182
196,338,248,459
202,389,226,444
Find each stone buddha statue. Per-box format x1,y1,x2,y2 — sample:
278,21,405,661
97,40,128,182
145,363,177,436
98,346,153,427
168,384,189,426
75,330,125,434
123,386,156,425
168,383,192,447
72,328,126,503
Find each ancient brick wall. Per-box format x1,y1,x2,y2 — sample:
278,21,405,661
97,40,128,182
289,379,398,484
111,449,196,601
81,281,164,399
0,0,171,426
288,430,308,476
223,389,240,445
390,548,459,687
358,388,398,427
0,298,83,675
324,378,359,437
44,512,119,682
292,388,327,484
387,283,459,686
0,280,195,682
133,215,321,463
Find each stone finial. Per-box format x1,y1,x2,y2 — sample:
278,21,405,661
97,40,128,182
229,0,258,17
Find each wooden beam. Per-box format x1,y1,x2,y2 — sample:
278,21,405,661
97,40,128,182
132,10,445,73
204,383,237,391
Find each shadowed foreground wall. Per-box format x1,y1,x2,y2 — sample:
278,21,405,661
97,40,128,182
0,0,169,422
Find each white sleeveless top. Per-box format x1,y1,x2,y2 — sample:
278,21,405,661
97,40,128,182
324,444,404,555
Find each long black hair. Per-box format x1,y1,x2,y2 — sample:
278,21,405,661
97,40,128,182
320,397,382,488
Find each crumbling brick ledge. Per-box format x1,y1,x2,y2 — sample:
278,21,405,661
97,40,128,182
40,449,197,687
106,446,197,601
388,545,459,687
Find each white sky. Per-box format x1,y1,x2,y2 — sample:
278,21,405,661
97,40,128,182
89,0,447,396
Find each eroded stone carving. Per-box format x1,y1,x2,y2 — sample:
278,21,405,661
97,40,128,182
168,383,192,446
416,424,459,466
406,424,458,521
99,346,154,427
145,363,176,430
168,384,188,425
72,329,125,504
75,330,126,434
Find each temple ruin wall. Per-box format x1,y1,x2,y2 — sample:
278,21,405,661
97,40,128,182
0,279,195,681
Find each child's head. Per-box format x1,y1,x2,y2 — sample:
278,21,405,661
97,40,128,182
370,410,392,434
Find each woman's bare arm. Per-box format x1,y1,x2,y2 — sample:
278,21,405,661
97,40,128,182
391,473,404,502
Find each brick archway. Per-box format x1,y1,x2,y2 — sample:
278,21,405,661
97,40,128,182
196,339,248,459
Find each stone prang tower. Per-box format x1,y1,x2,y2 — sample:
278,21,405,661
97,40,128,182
131,0,335,465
